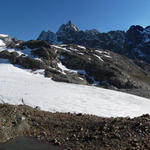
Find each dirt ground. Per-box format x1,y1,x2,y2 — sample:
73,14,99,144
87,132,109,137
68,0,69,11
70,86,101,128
0,103,150,150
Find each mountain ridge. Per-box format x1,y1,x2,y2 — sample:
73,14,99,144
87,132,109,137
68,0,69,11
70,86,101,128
37,21,150,64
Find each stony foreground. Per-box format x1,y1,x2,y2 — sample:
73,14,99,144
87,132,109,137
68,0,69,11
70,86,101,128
0,104,150,150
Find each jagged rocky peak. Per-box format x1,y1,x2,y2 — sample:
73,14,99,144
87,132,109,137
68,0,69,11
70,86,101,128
37,30,57,44
0,34,12,43
37,21,79,44
66,20,79,31
57,20,79,33
127,25,150,36
0,34,12,46
126,25,150,43
145,26,150,31
129,25,144,32
56,21,79,38
56,21,79,43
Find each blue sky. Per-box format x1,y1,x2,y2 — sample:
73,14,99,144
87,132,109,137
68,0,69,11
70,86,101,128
0,0,150,40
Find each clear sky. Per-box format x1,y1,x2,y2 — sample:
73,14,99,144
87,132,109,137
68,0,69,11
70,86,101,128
0,0,150,40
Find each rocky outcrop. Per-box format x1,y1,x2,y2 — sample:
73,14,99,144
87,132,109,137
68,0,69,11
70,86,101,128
125,25,150,62
37,30,57,44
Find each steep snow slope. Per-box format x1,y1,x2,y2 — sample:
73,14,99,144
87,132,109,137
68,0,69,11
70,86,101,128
0,59,150,118
0,40,5,47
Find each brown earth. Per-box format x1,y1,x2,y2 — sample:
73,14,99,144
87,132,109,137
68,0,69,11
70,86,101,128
0,103,150,150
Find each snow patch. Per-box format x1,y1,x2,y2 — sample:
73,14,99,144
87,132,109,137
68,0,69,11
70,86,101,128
93,54,103,61
77,45,86,49
51,45,70,52
1,58,150,117
0,40,5,47
0,34,9,38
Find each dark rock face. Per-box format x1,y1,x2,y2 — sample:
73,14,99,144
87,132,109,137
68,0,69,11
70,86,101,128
31,47,57,60
37,30,57,44
19,40,51,49
0,50,11,59
17,56,46,69
125,25,150,62
37,21,150,64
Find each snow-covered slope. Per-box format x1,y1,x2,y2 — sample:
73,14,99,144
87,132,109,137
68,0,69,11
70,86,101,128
0,39,5,47
0,34,12,49
0,58,150,118
0,34,11,43
0,34,7,47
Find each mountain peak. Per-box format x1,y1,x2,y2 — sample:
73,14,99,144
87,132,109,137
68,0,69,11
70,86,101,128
66,20,72,25
57,21,79,34
0,34,12,46
37,30,57,44
65,20,79,31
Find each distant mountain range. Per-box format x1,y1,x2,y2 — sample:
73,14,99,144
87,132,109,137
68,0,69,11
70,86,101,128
38,21,150,63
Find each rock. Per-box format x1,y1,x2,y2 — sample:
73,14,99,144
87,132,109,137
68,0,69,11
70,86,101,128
0,50,11,59
51,72,88,85
20,40,51,49
37,30,57,44
17,56,46,69
31,47,56,60
37,21,150,65
45,68,62,77
9,52,19,64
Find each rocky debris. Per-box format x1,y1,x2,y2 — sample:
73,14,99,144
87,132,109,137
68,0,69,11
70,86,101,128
1,104,150,149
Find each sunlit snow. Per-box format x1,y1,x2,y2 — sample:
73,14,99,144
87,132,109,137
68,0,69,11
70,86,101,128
0,58,150,118
0,40,5,47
